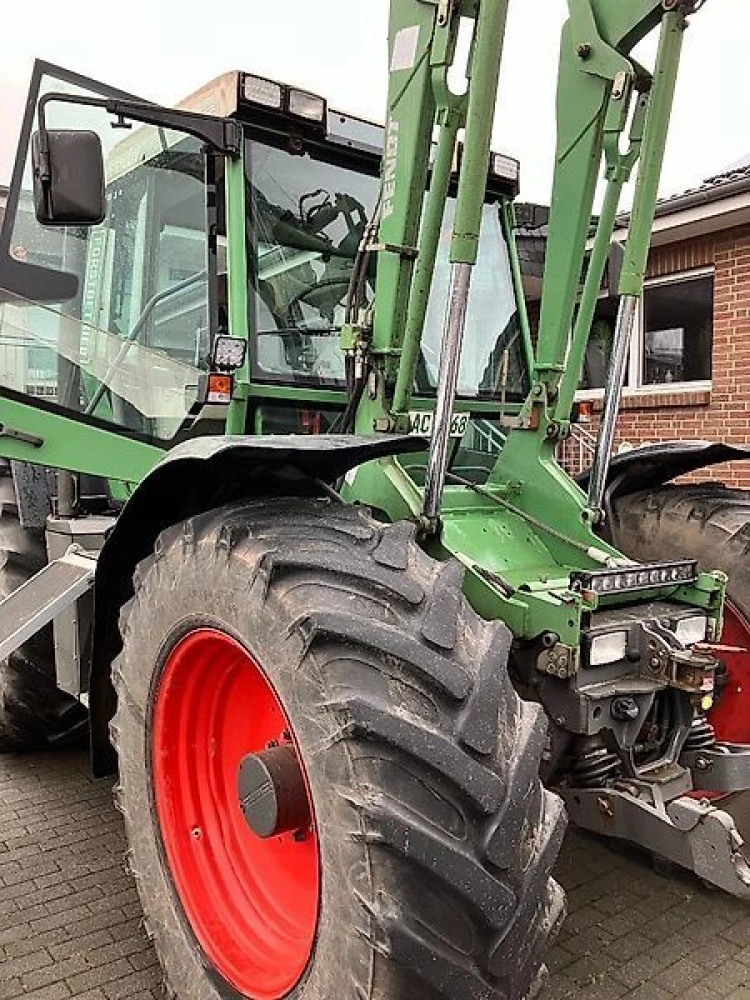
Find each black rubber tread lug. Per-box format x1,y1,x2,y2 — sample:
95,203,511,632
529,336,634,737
270,546,425,606
484,703,551,870
420,559,464,650
371,519,416,569
385,922,498,1000
345,695,503,813
363,798,516,929
300,610,471,700
458,624,511,755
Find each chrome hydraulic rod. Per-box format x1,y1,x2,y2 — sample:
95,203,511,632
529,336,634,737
422,262,472,526
587,293,638,513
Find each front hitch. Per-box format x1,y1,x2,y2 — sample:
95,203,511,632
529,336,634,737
562,780,750,897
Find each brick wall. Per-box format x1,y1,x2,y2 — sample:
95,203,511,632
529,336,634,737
555,222,750,489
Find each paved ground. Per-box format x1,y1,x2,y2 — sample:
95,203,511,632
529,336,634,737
3,751,750,999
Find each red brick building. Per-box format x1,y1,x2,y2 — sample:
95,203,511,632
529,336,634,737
521,162,750,488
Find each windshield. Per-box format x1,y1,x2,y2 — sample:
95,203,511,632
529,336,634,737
246,140,529,400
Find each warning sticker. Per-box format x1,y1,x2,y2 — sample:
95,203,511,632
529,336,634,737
390,25,420,72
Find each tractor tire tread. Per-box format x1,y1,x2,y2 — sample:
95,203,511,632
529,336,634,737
611,483,750,619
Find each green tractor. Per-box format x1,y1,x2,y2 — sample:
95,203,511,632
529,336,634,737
1,1,749,998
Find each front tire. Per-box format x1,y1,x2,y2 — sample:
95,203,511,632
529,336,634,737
112,497,566,1000
611,483,750,619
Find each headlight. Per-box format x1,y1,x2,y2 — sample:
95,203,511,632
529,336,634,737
289,89,326,123
674,615,708,646
589,631,628,666
243,74,283,110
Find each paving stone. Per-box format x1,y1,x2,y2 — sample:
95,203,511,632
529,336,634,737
5,747,750,999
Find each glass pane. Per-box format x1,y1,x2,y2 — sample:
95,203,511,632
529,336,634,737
1,71,212,442
247,140,529,400
422,203,527,400
642,276,713,386
398,416,508,487
0,289,205,434
249,141,377,386
579,302,619,391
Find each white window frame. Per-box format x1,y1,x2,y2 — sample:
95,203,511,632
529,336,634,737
575,265,714,401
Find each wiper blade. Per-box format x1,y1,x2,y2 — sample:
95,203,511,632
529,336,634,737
256,326,340,337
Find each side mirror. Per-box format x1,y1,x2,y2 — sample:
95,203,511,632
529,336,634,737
31,129,105,227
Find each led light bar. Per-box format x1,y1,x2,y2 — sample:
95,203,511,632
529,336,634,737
570,560,698,596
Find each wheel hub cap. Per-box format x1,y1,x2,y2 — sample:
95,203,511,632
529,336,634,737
238,745,312,838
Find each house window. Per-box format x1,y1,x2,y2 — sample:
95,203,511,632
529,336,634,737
578,268,714,395
641,274,713,386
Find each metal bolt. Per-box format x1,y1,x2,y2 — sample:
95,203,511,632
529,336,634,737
576,43,592,59
695,756,711,772
191,827,202,840
611,697,639,722
597,796,614,819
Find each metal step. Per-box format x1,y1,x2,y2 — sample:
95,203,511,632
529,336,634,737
0,545,97,662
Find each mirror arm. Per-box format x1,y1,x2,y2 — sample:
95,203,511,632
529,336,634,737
37,92,242,159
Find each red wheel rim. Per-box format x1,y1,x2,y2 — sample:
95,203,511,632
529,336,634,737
151,629,320,999
708,601,750,745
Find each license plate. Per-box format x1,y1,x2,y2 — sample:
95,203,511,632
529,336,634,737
408,411,469,438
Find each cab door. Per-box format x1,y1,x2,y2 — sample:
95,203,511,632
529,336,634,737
0,61,222,486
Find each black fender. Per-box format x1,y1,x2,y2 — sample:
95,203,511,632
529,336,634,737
577,439,750,513
89,433,426,775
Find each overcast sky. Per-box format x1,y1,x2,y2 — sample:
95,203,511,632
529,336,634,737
0,1,748,205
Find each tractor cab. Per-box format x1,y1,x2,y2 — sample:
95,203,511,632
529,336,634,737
0,61,528,487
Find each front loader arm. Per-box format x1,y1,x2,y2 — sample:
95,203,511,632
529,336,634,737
491,1,703,543
535,0,696,402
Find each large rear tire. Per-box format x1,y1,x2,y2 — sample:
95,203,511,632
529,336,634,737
112,497,566,1000
611,483,750,741
0,464,87,750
